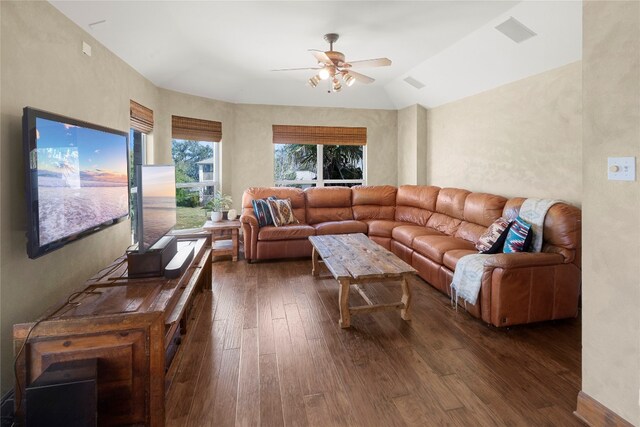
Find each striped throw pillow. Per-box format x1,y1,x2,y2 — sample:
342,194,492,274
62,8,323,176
251,197,275,227
503,216,533,253
476,217,512,253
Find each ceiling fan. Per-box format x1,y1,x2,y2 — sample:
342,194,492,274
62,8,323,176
272,33,392,92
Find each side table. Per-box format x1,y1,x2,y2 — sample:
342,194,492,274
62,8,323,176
203,219,241,261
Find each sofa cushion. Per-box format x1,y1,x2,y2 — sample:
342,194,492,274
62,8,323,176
305,187,354,224
258,224,316,241
435,188,470,219
365,220,409,238
455,221,487,244
412,235,476,263
392,225,444,247
443,249,479,271
351,185,396,220
426,213,462,236
395,185,440,225
463,192,508,227
313,220,368,236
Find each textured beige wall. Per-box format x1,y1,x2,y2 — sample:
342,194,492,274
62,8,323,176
426,61,582,205
397,104,428,185
156,88,235,195
0,2,159,393
232,104,397,209
582,1,640,424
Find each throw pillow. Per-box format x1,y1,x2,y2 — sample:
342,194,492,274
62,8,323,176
267,198,299,227
252,197,275,227
476,217,512,254
503,216,533,253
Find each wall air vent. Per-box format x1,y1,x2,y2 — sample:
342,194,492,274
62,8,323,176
495,17,537,43
403,76,425,90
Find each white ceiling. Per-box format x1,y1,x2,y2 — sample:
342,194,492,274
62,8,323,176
50,1,582,110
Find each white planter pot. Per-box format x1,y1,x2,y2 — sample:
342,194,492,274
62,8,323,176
211,211,223,222
227,209,237,221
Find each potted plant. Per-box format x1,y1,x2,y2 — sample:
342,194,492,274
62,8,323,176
205,191,233,222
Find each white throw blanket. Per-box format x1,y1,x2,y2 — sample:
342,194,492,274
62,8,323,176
450,198,561,308
518,198,561,252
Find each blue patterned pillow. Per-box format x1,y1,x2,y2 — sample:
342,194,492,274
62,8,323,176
503,216,533,253
252,197,275,227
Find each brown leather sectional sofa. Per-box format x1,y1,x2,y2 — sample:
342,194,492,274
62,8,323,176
240,185,581,327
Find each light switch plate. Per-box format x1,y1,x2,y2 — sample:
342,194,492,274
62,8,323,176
82,41,92,57
608,157,635,181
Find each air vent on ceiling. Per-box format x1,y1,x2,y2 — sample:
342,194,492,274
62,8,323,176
403,76,425,90
495,17,537,43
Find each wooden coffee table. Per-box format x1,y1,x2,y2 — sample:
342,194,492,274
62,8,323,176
308,233,417,328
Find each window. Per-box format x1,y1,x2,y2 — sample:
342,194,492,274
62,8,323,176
172,139,220,230
274,144,365,188
129,100,153,245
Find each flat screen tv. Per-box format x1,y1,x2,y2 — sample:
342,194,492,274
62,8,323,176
23,107,129,259
136,165,177,253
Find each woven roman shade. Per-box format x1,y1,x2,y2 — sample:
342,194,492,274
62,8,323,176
130,100,154,134
172,115,222,142
272,125,367,146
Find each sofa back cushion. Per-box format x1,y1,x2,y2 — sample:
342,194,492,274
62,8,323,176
426,188,470,235
395,185,440,226
455,192,508,243
305,187,354,224
502,198,581,264
242,187,307,224
351,185,396,220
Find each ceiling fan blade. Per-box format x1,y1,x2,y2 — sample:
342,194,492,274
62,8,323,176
271,67,322,72
309,49,332,65
345,58,392,68
347,70,375,84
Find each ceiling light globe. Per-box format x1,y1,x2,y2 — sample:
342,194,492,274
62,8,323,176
344,74,356,87
308,75,320,87
318,67,331,80
333,82,342,92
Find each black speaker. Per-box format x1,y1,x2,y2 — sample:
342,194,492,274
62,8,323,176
127,235,177,278
25,359,97,427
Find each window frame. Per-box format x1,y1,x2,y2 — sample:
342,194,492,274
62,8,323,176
274,144,367,188
129,129,147,245
172,139,221,231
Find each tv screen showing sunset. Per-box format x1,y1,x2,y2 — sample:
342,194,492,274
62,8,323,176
35,117,129,246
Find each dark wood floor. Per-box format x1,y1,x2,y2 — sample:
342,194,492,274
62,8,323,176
165,258,582,427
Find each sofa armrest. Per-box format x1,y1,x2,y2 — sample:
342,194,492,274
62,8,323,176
240,213,259,260
484,252,564,269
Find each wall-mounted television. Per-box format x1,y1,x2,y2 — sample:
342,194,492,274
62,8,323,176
136,165,177,253
23,107,129,259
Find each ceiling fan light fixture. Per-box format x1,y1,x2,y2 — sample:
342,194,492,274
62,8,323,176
308,75,320,87
332,79,342,92
318,67,331,80
344,73,356,87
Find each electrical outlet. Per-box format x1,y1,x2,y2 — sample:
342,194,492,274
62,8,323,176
607,157,635,181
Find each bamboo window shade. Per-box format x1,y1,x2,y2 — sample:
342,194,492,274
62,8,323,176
172,115,222,142
130,100,154,134
272,125,367,146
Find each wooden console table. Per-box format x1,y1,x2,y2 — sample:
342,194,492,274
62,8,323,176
13,237,212,426
203,219,241,261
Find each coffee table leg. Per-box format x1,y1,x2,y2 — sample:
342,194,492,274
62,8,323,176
338,279,351,328
400,275,412,321
311,247,319,277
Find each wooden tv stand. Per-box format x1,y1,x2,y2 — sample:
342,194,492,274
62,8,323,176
13,236,212,426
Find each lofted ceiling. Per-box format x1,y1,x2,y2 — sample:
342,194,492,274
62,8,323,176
50,1,582,110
